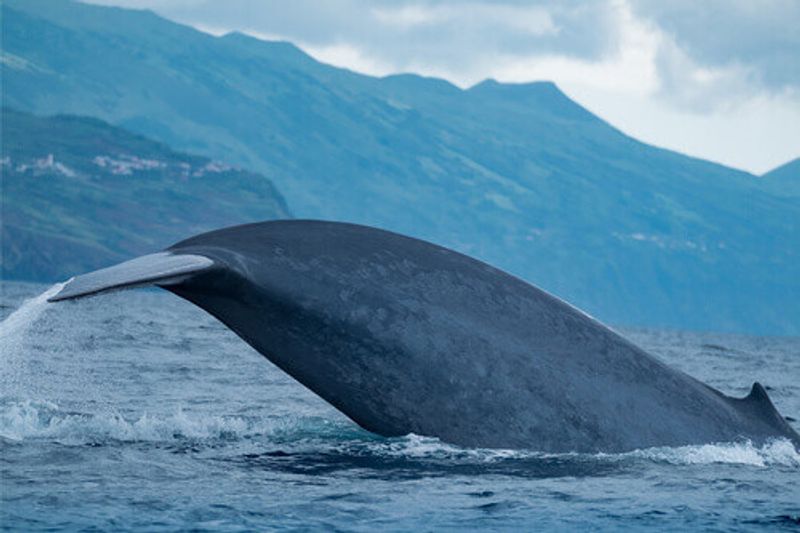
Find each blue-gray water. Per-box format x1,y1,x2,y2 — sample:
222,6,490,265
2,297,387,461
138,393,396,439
1,281,798,531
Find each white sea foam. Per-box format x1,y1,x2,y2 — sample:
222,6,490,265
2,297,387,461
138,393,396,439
1,398,797,468
624,439,800,467
369,433,800,467
371,433,530,462
0,399,256,443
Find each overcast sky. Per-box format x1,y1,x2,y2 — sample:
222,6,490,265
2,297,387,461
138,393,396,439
89,0,799,174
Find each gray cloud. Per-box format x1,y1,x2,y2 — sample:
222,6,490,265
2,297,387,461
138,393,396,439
631,0,800,91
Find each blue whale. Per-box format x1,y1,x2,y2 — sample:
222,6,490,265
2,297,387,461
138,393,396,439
49,220,799,452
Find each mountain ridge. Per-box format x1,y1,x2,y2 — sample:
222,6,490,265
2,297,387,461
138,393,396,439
2,0,798,335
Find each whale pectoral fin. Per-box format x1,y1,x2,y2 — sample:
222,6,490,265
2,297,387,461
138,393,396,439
48,252,215,302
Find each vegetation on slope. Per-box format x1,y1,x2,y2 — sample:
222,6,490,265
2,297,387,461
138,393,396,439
1,108,289,280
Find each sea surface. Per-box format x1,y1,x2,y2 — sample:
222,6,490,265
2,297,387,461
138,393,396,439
1,280,798,531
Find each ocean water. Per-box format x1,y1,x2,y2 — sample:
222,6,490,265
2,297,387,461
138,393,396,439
1,280,798,531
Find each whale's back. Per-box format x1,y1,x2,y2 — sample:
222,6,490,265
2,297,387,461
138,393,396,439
50,220,800,451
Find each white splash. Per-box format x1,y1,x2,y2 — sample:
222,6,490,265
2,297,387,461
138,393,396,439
0,400,255,443
0,282,66,344
373,433,528,462
0,282,67,398
2,397,797,468
625,439,800,467
370,434,800,467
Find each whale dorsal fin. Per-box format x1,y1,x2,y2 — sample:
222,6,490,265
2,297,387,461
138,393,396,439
734,382,800,442
744,382,771,407
737,382,781,418
48,252,215,302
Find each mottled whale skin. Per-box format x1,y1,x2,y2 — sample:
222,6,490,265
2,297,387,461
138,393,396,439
50,220,799,453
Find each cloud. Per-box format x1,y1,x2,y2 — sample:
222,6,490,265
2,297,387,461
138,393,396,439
630,0,800,91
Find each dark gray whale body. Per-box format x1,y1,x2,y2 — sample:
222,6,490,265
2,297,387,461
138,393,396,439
50,220,799,453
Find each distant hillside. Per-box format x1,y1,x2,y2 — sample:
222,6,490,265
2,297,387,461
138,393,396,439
761,158,800,198
1,0,798,335
1,108,289,280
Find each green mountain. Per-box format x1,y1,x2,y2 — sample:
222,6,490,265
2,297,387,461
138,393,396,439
1,0,798,334
1,108,289,280
761,158,800,198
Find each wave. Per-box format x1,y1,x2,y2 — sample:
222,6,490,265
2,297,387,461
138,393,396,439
2,400,797,468
365,434,800,467
0,399,259,444
621,439,800,467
